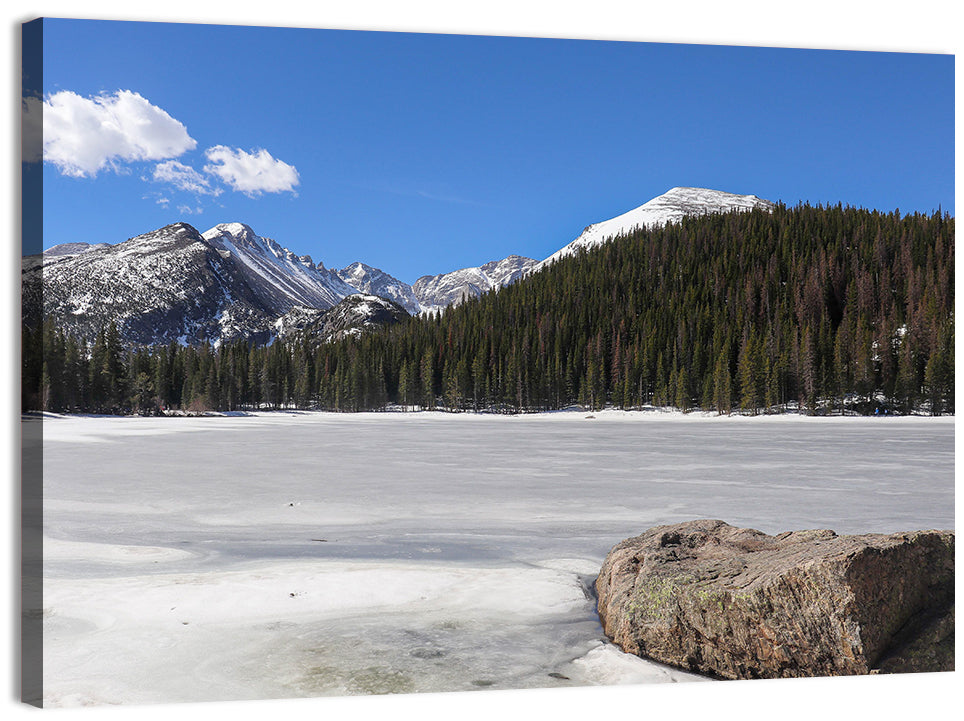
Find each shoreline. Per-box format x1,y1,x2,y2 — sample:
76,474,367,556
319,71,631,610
28,405,956,423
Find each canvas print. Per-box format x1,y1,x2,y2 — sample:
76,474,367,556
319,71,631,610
20,17,954,709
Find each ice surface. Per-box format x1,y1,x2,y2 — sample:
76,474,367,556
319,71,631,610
39,411,954,706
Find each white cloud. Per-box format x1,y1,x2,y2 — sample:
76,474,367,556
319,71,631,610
203,145,300,197
39,90,300,204
153,160,221,196
43,90,196,177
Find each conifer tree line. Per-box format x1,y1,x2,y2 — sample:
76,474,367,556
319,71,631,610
24,203,954,416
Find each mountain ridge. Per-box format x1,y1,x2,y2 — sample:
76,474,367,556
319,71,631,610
535,187,776,271
26,186,777,346
412,254,539,314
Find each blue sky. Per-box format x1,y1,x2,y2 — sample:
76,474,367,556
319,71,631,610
30,18,954,283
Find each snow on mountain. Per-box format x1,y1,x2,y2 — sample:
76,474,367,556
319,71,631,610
412,255,538,314
271,305,328,341
24,223,278,346
22,241,113,272
274,294,410,344
24,220,415,348
535,187,776,271
27,187,776,346
335,262,422,315
317,293,410,341
201,223,358,314
44,241,112,259
336,254,539,317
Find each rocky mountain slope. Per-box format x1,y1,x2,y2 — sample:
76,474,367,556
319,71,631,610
201,222,358,313
412,255,538,314
24,223,408,346
334,255,540,315
24,223,280,346
335,262,422,315
22,241,111,273
277,294,410,344
26,187,775,346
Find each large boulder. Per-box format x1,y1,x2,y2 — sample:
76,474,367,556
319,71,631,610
595,520,954,679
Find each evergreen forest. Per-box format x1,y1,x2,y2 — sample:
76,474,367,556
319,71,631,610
24,203,955,416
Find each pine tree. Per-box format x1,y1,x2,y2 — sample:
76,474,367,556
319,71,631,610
420,348,435,410
713,347,732,415
923,326,954,415
737,331,760,414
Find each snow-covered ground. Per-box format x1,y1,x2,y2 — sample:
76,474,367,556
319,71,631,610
37,410,955,707
534,187,775,270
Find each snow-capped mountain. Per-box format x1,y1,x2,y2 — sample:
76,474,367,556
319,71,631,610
416,187,772,307
24,223,281,346
335,262,422,315
535,187,776,271
334,256,539,316
24,221,413,347
27,187,775,347
412,255,538,314
201,223,358,313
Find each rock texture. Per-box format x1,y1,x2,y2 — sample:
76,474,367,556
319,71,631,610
23,223,280,346
272,294,410,344
412,255,538,314
336,261,422,315
301,293,410,343
595,520,954,679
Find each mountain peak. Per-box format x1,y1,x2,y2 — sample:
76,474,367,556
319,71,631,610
335,262,422,315
644,186,771,213
202,222,260,246
536,187,774,269
340,261,377,278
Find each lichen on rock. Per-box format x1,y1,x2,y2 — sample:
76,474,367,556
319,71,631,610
595,520,954,679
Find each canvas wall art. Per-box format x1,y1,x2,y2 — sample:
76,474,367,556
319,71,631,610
19,11,954,716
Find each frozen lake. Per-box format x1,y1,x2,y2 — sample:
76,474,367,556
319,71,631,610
37,410,955,706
